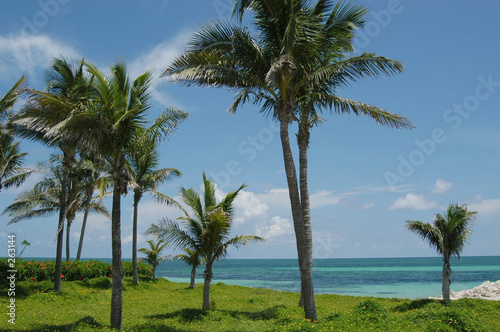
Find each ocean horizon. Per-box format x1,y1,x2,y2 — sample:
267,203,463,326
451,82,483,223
24,255,500,299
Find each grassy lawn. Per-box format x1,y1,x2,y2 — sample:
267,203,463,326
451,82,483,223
4,277,500,331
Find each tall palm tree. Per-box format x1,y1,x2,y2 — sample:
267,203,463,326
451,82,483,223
406,203,477,301
163,0,413,320
9,58,92,291
1,76,33,192
174,248,202,289
138,238,171,281
126,131,183,285
146,173,265,309
72,61,188,329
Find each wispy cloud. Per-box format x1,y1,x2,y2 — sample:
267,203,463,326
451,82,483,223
389,193,439,210
431,179,453,194
468,198,500,216
0,34,79,79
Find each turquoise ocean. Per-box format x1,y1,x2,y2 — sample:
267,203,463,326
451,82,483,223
155,256,500,299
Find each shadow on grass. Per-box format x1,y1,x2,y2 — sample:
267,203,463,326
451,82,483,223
146,305,287,323
222,305,287,320
16,315,101,331
393,298,443,312
147,308,210,323
1,281,54,299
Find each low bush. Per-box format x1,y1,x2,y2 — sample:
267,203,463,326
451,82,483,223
0,258,153,283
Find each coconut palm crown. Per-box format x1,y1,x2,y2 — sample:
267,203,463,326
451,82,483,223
163,0,413,320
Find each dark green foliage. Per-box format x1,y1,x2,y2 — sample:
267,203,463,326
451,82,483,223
0,258,153,283
354,299,388,323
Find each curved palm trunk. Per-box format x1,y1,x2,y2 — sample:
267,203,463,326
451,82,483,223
132,193,140,285
278,116,317,320
110,174,123,330
76,186,93,260
190,265,196,289
203,262,213,309
442,255,452,301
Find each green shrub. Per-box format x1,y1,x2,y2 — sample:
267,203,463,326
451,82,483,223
0,258,153,283
355,299,389,323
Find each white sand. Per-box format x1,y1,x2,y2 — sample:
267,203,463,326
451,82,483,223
430,280,500,301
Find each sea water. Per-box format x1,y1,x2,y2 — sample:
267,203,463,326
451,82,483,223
156,256,500,299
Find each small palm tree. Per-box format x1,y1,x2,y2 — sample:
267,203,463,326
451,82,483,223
146,173,265,309
126,131,183,285
18,240,30,258
138,238,171,281
406,203,477,301
174,248,202,289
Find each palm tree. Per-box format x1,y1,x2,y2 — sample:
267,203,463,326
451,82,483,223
126,131,183,285
146,173,265,309
9,58,92,292
18,240,30,258
406,203,477,301
2,157,110,261
163,0,413,320
73,61,188,329
0,76,25,121
1,76,33,192
75,153,110,260
174,248,202,289
0,133,34,192
138,238,171,281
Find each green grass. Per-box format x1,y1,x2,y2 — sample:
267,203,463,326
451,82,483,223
3,278,500,331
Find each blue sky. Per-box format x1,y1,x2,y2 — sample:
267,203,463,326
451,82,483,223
0,0,499,260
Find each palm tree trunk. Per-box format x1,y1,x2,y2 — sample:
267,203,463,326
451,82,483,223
190,266,196,289
76,186,93,260
54,151,71,292
442,255,452,301
65,217,73,262
110,176,123,330
278,115,317,320
297,124,317,320
203,262,213,309
132,194,140,285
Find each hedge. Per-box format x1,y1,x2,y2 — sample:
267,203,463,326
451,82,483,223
0,258,153,284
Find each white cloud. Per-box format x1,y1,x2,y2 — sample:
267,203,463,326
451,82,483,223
468,198,500,216
256,216,293,238
389,193,439,210
129,32,189,80
0,34,79,78
431,179,453,194
128,31,191,105
234,190,269,224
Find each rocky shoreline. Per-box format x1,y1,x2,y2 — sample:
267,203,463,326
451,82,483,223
430,280,500,301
